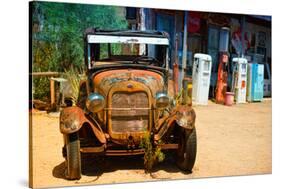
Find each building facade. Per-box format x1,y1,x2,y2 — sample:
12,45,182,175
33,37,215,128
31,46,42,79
125,7,271,97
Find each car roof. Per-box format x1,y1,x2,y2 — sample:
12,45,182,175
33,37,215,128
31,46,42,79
84,28,169,39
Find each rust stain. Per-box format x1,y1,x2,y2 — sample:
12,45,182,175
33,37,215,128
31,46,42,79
92,69,164,97
60,106,106,143
107,80,153,145
154,105,196,141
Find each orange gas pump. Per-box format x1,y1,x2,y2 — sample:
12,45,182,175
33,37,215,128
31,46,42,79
215,52,229,104
215,27,230,104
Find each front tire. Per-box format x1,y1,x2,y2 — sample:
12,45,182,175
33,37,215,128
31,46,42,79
65,132,81,180
176,128,197,172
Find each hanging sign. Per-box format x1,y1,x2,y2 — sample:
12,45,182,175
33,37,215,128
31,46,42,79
188,12,201,33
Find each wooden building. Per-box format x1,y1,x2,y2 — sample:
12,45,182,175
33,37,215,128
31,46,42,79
125,7,271,97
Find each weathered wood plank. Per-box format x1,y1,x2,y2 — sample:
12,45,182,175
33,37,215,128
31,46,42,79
31,72,61,77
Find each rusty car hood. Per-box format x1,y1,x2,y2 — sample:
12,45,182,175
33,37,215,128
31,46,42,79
92,69,164,96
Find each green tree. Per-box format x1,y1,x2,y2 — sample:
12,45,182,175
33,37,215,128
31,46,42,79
31,1,128,100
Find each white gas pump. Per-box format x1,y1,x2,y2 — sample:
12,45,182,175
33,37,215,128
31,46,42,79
232,57,248,103
192,53,212,105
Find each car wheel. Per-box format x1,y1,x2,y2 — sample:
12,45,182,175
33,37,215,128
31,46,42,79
176,128,197,172
65,132,81,180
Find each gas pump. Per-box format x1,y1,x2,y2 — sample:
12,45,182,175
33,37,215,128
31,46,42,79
192,53,212,105
215,27,230,104
231,57,248,103
247,63,264,102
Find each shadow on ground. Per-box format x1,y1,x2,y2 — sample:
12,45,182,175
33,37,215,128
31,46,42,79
52,153,192,181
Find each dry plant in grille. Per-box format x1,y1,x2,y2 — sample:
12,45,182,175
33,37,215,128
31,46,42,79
63,67,82,105
140,132,165,172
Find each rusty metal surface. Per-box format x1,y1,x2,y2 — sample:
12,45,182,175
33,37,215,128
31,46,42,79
174,105,196,130
60,106,106,143
157,143,179,150
89,67,195,143
154,105,196,141
80,144,177,155
107,80,153,144
93,69,164,97
91,69,168,145
80,144,106,153
80,147,145,156
111,91,149,133
105,149,145,156
60,60,196,151
60,106,86,133
154,115,177,141
154,114,170,131
173,63,179,95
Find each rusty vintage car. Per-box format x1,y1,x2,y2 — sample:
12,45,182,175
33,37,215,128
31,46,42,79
60,28,197,179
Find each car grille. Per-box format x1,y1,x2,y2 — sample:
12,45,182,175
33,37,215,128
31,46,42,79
111,92,149,133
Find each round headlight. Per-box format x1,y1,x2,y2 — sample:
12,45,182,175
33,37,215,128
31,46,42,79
86,93,105,113
155,92,169,109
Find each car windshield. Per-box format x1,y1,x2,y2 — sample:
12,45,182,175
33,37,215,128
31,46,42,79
89,43,167,66
101,43,140,58
86,35,169,68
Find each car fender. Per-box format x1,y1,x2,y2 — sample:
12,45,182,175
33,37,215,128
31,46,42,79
60,106,106,143
154,105,196,141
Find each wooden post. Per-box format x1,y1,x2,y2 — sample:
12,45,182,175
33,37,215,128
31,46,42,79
173,35,179,95
173,63,179,95
50,78,55,109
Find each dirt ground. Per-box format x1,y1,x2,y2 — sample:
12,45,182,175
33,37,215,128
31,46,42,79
30,99,272,188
